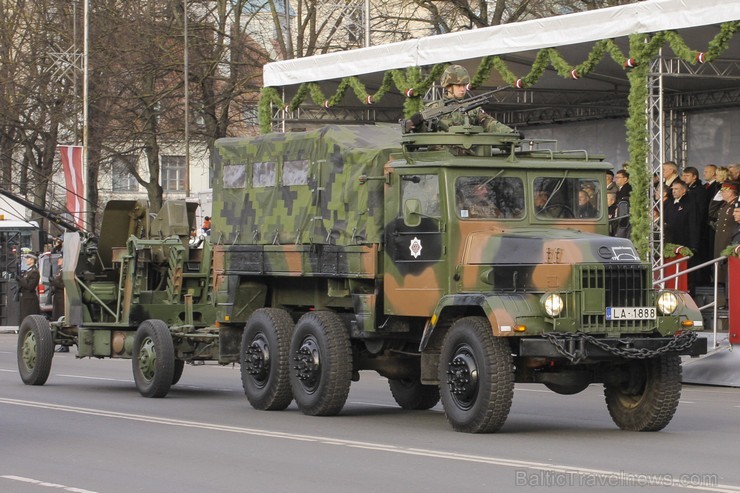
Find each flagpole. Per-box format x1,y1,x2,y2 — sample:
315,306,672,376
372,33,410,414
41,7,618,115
82,0,89,228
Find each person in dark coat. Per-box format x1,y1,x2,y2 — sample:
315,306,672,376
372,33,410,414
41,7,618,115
663,180,701,253
51,256,65,321
17,253,40,322
682,166,710,288
615,169,632,204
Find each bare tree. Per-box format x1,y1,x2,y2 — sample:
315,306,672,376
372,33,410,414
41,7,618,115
0,0,76,233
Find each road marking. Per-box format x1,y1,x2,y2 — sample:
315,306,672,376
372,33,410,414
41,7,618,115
1,397,738,492
57,374,133,383
349,401,402,409
1,475,99,493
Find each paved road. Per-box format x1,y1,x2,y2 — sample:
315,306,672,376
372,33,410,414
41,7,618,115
1,333,739,493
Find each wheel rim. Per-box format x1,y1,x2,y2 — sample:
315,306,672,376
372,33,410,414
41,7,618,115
293,335,321,393
244,334,271,388
446,344,479,410
137,337,157,382
21,331,37,370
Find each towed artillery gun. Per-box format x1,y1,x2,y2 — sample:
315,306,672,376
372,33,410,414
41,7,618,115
16,200,242,397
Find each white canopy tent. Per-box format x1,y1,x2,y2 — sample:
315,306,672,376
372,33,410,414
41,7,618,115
264,0,740,88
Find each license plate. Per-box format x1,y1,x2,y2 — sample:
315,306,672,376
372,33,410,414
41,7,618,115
606,307,656,320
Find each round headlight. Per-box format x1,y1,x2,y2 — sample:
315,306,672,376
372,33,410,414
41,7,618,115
542,293,564,317
657,291,679,315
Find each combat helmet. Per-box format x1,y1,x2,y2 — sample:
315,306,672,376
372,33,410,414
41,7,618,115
440,64,470,87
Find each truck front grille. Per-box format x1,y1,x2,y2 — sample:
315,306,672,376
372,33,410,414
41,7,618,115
580,264,653,331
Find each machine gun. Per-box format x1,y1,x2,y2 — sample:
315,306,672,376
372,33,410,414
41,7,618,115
402,86,510,133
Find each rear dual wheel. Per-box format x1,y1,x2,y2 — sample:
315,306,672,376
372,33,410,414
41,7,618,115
290,311,352,416
241,308,294,410
389,378,440,410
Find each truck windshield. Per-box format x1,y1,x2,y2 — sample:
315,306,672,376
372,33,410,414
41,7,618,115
456,176,525,219
533,177,601,219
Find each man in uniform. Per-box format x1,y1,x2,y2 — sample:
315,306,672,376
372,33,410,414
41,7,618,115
715,181,740,258
461,182,500,218
408,65,515,134
17,253,40,323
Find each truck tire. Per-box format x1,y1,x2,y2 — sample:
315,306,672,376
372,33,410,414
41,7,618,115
438,316,514,433
241,308,294,410
389,378,440,410
604,353,681,431
172,359,185,385
17,315,54,386
290,311,352,416
132,320,175,398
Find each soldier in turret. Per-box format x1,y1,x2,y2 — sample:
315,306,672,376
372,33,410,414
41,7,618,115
405,65,515,134
426,65,514,134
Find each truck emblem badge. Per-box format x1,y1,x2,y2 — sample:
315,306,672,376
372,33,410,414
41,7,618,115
409,237,422,258
611,246,639,261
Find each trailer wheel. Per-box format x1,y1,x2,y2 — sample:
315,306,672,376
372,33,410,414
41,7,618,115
604,354,681,431
389,378,440,410
290,311,352,416
241,308,294,410
172,359,185,386
132,320,175,398
17,315,54,386
439,316,514,433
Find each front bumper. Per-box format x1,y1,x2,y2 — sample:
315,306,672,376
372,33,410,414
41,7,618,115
517,333,707,361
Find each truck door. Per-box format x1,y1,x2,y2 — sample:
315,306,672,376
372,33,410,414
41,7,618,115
383,172,447,317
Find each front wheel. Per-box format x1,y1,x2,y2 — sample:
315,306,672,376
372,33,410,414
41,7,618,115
438,317,514,433
132,320,175,398
289,311,352,416
604,354,682,431
389,378,440,410
241,308,294,410
17,315,54,385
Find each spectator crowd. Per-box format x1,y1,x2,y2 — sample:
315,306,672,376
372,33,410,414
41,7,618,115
608,161,740,300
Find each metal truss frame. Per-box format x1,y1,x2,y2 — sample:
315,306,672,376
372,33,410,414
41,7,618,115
648,56,740,272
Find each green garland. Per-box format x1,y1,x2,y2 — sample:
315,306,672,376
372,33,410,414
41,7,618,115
663,243,694,259
258,21,740,259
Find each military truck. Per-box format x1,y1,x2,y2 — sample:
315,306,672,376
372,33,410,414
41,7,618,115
213,122,706,433
16,117,706,432
16,200,237,397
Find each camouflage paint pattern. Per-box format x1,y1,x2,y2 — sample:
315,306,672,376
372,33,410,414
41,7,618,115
210,125,703,350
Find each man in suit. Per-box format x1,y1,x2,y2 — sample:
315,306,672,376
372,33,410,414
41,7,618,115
664,180,701,254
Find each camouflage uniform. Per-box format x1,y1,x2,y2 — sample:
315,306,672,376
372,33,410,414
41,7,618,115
463,194,500,218
428,65,515,134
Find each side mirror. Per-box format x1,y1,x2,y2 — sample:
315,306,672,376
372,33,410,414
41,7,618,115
403,199,422,227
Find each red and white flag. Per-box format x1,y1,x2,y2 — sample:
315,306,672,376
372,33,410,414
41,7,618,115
58,145,85,229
